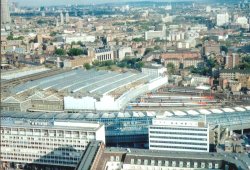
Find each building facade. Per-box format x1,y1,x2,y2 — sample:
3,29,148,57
0,120,105,168
217,13,229,26
225,53,240,69
94,47,114,62
1,0,11,24
149,119,209,152
141,64,167,77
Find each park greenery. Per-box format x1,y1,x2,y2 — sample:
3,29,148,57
7,32,24,40
55,48,66,56
68,48,85,56
166,62,175,74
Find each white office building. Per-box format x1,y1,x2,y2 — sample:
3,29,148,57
216,13,229,26
149,119,209,152
0,120,105,167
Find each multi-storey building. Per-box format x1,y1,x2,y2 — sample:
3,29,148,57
141,64,167,77
149,119,209,152
93,47,114,62
63,56,93,69
164,58,203,69
1,0,11,24
0,120,105,169
225,52,240,69
220,69,250,80
76,141,250,170
203,41,221,56
216,13,229,26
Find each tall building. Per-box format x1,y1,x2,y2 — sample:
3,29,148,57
0,119,105,168
60,12,64,25
65,12,69,23
216,13,229,26
225,52,240,69
1,0,11,24
149,119,210,152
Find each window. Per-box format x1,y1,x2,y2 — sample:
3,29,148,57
137,159,141,165
131,159,134,164
168,161,175,167
144,159,148,165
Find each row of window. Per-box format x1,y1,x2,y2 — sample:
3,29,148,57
1,139,86,145
150,131,207,136
149,135,207,141
150,127,207,131
149,140,207,146
129,159,219,168
1,144,85,149
150,145,208,151
2,136,89,143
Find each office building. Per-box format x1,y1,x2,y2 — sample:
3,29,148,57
216,13,229,26
149,119,209,152
1,0,11,24
0,120,105,168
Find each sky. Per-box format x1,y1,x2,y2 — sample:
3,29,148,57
10,0,192,7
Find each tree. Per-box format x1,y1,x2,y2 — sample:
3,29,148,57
166,62,175,74
220,46,228,54
144,48,154,55
154,45,161,50
84,63,91,70
68,48,84,56
77,41,84,46
55,48,65,56
136,61,144,70
132,37,144,42
50,31,57,36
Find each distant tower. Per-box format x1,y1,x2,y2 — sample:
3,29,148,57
41,11,45,17
60,12,64,25
56,18,59,27
1,0,11,24
65,12,69,23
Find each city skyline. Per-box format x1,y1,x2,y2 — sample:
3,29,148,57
11,0,203,7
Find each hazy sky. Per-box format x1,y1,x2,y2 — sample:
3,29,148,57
10,0,188,7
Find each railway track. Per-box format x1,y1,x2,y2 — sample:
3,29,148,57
1,68,71,89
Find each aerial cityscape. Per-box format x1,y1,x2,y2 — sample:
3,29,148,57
0,0,250,170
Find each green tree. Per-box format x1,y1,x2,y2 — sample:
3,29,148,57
83,63,91,70
144,48,154,55
154,45,161,50
132,37,144,42
50,31,57,36
136,61,144,70
55,48,65,56
77,41,84,46
166,62,175,74
68,48,84,56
